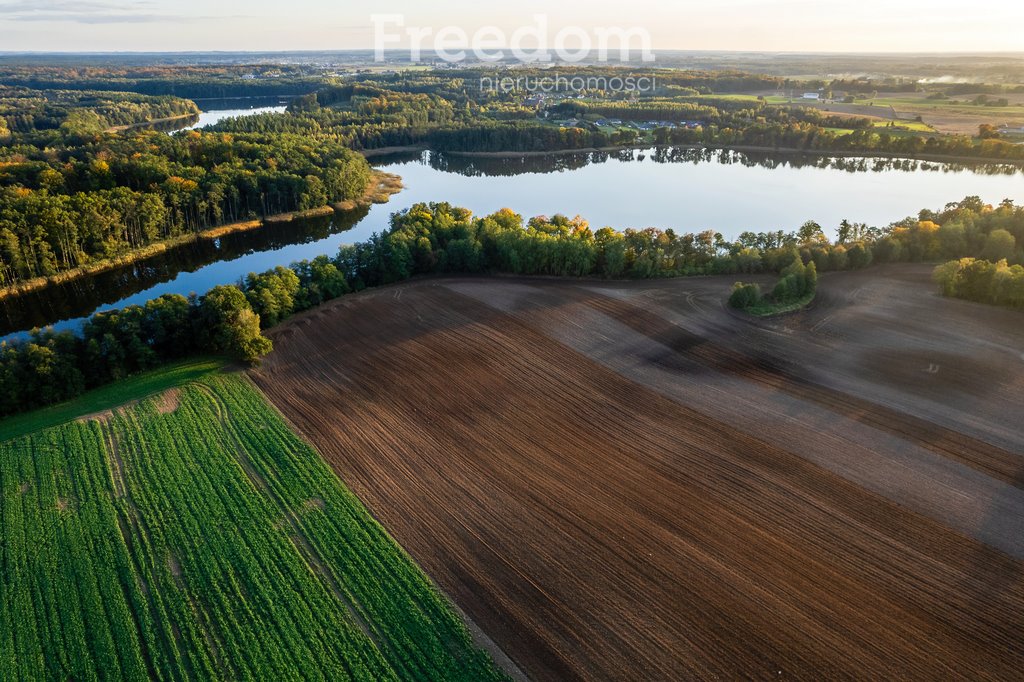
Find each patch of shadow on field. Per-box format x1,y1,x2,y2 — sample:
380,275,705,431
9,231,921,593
270,285,493,354
575,288,1024,488
580,289,796,380
444,589,531,682
858,349,1009,402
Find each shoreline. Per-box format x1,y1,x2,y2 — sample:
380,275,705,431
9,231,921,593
359,141,1024,167
104,112,199,133
443,143,1024,166
360,145,427,159
0,171,403,303
2,138,1017,303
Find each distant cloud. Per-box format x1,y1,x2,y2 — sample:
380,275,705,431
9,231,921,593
0,0,240,24
8,13,194,24
0,0,156,11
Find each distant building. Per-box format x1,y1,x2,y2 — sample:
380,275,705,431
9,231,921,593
802,92,821,101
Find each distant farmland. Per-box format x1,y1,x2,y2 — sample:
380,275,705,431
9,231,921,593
253,265,1024,681
0,375,505,681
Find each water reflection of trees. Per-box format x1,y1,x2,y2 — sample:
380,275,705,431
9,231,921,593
0,206,369,337
146,114,200,132
399,147,1022,178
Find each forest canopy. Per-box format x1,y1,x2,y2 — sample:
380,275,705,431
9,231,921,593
0,125,371,286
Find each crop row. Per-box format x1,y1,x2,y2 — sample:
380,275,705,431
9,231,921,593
0,375,504,681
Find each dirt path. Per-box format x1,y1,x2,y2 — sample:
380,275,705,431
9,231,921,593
251,267,1024,681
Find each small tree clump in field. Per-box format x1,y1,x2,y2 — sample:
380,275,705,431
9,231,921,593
730,255,817,313
728,282,762,309
933,257,1024,308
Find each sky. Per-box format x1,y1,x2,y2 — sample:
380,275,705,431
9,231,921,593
1,0,1022,54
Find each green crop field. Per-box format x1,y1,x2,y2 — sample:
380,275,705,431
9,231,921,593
0,374,505,681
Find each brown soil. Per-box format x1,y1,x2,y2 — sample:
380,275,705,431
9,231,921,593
167,553,182,578
154,388,181,415
301,497,326,512
251,266,1024,681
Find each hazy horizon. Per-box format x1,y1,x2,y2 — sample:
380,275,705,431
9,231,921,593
2,49,1024,57
2,0,1023,54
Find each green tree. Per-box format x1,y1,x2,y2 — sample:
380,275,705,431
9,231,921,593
245,266,301,327
200,285,272,363
728,282,762,309
798,220,828,246
981,229,1016,263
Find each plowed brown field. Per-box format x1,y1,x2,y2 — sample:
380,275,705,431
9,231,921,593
251,265,1024,681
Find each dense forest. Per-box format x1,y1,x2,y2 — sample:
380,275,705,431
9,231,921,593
0,86,199,134
2,195,1021,419
0,121,371,286
0,64,322,99
204,73,1024,160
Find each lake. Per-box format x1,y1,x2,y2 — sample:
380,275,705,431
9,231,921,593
2,147,1023,339
178,98,289,131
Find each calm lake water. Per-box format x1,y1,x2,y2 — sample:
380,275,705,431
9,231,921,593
178,100,288,131
3,147,1023,339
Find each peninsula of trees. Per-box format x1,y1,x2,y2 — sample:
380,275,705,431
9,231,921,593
2,196,1021,419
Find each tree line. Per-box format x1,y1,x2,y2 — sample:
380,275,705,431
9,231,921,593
933,258,1024,308
0,64,321,100
3,196,1022,420
0,86,199,134
207,72,1024,162
8,67,1024,167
